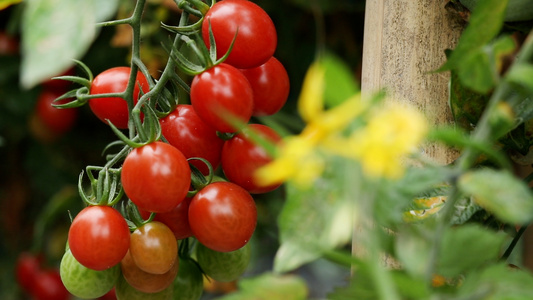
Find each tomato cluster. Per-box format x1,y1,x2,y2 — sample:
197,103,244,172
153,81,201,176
55,0,290,299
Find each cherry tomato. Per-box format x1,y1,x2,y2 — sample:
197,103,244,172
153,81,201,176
31,269,70,300
160,105,224,174
139,198,193,240
68,205,130,271
42,67,75,91
188,181,257,252
0,31,19,55
15,252,43,293
115,272,174,300
121,142,191,213
35,88,78,135
222,124,282,194
98,288,117,300
202,0,277,69
130,221,178,275
60,249,120,299
120,250,178,294
240,57,290,116
172,258,203,300
196,242,251,282
190,63,253,133
89,67,150,129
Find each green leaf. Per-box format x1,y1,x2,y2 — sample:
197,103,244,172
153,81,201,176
440,0,509,72
437,224,507,278
455,263,533,299
322,53,360,108
21,0,119,88
217,273,308,300
273,157,356,273
506,63,533,96
457,169,533,224
395,224,433,277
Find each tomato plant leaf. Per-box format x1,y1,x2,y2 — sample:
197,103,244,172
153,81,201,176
439,0,508,72
217,273,308,300
273,157,356,273
20,0,119,89
457,169,533,225
455,263,533,299
436,224,507,278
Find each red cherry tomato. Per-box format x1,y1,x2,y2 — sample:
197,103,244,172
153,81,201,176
68,206,131,271
35,89,78,135
202,0,277,69
189,181,257,252
222,124,282,194
160,105,224,174
121,142,191,213
42,67,75,91
129,221,178,275
190,63,253,133
15,252,43,293
89,67,150,129
139,197,193,240
31,269,70,300
240,57,290,116
0,31,19,55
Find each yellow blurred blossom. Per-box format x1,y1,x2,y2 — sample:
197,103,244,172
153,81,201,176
255,60,428,188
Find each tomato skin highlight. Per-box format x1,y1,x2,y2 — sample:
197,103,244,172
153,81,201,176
160,104,224,174
89,67,150,129
222,124,282,194
190,63,253,133
240,57,290,116
202,0,277,69
68,206,131,271
129,221,178,275
60,249,120,299
121,142,191,213
188,181,257,252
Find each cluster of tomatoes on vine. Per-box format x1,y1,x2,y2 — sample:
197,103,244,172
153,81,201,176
30,0,291,298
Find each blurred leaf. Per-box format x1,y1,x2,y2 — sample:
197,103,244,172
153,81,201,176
437,224,507,278
439,0,509,92
455,263,533,299
273,157,356,273
329,267,430,300
21,0,119,88
322,52,359,108
0,0,21,10
457,168,533,224
217,273,308,300
506,63,533,96
395,224,433,277
449,67,489,131
460,0,533,22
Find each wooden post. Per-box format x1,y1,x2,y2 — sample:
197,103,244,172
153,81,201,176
356,0,465,265
361,0,463,165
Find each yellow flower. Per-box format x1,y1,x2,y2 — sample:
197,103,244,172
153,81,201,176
349,104,428,179
254,135,325,189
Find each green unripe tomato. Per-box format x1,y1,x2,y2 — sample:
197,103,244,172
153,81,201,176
173,258,204,300
196,242,251,282
116,274,173,300
60,249,119,299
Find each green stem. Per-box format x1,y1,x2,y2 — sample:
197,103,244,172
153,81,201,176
501,225,528,260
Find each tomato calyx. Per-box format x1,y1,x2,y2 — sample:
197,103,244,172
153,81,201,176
187,157,215,197
79,166,124,206
124,199,155,231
